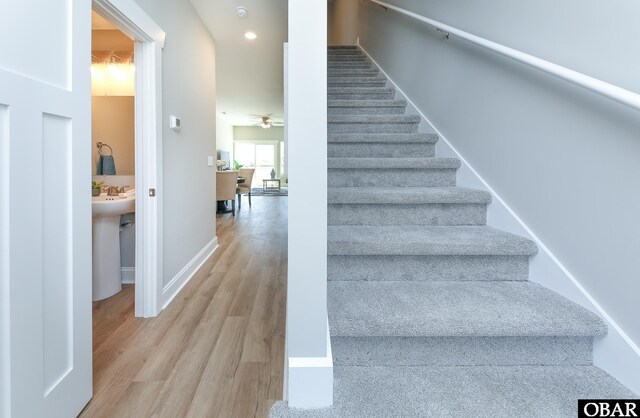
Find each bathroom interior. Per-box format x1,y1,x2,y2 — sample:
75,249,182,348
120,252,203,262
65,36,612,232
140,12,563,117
91,11,136,309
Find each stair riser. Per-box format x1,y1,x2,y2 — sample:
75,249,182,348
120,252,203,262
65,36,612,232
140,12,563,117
328,70,380,77
328,255,530,281
328,63,374,69
328,143,435,158
328,92,395,100
328,56,369,62
331,336,593,366
328,106,405,115
328,50,364,55
328,122,419,134
328,80,387,87
329,168,457,187
328,203,487,226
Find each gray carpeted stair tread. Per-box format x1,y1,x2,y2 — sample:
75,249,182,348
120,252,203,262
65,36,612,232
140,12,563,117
270,365,636,418
328,225,538,255
328,79,387,87
328,100,406,108
328,157,460,169
328,63,374,69
328,87,393,94
328,114,420,124
328,281,606,337
328,45,359,49
328,133,438,143
328,69,380,77
328,187,492,204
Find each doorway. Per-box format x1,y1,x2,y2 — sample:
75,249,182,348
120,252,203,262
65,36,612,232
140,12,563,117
92,0,165,318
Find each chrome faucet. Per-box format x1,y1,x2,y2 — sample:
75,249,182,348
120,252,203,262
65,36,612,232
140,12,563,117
105,186,120,196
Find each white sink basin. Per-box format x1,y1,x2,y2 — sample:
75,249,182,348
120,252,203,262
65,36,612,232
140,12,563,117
92,195,135,217
92,195,136,301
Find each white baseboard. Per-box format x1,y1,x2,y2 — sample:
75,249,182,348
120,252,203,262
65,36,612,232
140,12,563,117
121,267,135,284
161,237,219,310
360,45,640,394
286,321,333,408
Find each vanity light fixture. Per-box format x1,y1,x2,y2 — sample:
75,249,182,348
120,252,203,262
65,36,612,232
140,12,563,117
244,31,257,40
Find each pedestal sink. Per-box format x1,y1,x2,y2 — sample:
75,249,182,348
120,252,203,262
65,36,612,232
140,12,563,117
92,195,135,301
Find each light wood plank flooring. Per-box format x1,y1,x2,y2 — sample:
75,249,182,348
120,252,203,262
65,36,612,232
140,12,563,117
81,196,287,418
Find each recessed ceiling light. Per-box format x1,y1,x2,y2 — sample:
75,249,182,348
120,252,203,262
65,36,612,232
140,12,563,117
244,31,257,40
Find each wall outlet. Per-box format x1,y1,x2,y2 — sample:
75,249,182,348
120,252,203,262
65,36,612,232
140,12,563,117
170,115,181,131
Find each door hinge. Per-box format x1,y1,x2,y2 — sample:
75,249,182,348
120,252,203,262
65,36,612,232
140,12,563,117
149,188,156,197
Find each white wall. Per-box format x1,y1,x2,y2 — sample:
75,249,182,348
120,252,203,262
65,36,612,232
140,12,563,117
234,125,284,141
358,0,640,348
91,96,135,175
216,115,233,163
328,0,359,45
133,0,217,286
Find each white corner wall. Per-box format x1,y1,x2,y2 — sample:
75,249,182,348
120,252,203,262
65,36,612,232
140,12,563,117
285,0,332,408
358,0,640,392
132,0,218,288
216,115,234,161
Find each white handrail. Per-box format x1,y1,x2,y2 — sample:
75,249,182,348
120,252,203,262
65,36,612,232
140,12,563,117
369,0,640,111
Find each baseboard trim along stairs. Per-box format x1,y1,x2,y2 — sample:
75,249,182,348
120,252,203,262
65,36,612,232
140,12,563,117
271,45,638,417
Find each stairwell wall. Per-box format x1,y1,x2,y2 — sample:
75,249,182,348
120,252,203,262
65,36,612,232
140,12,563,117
357,0,640,357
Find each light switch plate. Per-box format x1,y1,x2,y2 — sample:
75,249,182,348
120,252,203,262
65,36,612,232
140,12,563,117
170,115,181,131
207,156,214,167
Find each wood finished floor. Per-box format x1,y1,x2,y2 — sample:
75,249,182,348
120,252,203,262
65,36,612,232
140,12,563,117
80,196,287,418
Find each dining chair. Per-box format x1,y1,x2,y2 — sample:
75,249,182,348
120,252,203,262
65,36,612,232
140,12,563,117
236,168,255,210
216,170,239,216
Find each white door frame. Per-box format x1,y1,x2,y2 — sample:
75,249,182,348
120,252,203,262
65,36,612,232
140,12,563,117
92,0,165,317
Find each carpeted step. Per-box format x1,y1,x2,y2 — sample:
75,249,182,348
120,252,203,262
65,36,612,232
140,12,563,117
328,133,437,143
328,69,380,77
328,45,359,50
328,157,460,187
327,225,536,281
328,187,491,226
328,61,374,69
271,365,636,417
328,49,364,55
328,55,369,62
328,225,538,256
328,99,405,115
328,76,387,87
329,280,605,366
328,87,395,100
328,115,421,134
328,133,437,157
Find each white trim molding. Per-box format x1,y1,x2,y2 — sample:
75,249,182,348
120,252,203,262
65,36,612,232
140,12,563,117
121,267,135,285
286,322,333,409
360,45,640,395
161,237,219,309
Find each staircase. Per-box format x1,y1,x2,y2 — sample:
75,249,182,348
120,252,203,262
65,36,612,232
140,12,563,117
271,46,636,417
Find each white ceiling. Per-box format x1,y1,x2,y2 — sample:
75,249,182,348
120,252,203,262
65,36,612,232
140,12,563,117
190,0,288,126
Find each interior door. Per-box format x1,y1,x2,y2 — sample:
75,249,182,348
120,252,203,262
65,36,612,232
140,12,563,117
0,1,93,417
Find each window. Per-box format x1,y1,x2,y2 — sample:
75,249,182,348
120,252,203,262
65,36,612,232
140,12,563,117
234,140,285,188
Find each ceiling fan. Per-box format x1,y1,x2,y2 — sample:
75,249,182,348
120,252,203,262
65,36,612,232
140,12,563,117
249,115,284,129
